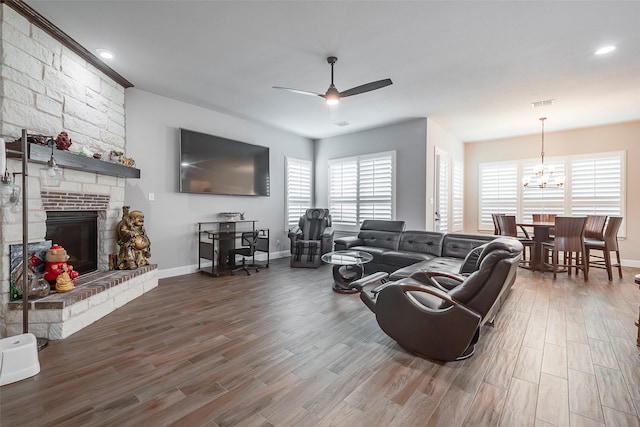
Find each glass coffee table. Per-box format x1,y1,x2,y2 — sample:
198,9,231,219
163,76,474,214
321,250,374,293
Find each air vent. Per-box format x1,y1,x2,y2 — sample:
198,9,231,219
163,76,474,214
334,121,350,127
531,99,554,108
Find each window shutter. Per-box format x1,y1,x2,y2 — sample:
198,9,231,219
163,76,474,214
452,161,464,232
359,155,393,222
478,163,518,229
437,154,449,232
286,158,312,229
478,151,624,235
328,152,395,228
521,159,565,222
570,153,624,235
329,159,358,225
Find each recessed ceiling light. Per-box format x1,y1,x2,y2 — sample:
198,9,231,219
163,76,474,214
96,49,116,60
595,46,616,55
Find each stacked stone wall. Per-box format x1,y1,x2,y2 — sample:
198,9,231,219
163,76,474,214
0,4,129,337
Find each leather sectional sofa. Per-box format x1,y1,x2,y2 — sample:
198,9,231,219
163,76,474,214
333,220,497,281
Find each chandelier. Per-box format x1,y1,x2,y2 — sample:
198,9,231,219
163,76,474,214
522,117,565,188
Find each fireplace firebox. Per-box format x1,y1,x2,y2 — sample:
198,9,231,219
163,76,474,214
45,211,98,274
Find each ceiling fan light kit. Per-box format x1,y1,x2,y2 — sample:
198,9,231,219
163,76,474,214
274,56,392,105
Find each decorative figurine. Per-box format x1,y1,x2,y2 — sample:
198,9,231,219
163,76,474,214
55,131,72,151
55,270,74,293
116,207,151,269
43,244,79,290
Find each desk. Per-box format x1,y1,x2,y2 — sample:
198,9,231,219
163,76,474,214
517,221,555,271
197,220,269,276
321,250,374,293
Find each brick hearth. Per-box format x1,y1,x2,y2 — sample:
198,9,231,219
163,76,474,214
6,265,158,340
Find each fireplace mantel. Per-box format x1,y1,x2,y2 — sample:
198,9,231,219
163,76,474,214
6,141,140,179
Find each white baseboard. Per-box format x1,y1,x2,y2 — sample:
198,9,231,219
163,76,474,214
157,253,638,279
622,259,640,268
157,251,291,279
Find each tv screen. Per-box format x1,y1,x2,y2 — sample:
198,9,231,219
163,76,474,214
179,128,270,196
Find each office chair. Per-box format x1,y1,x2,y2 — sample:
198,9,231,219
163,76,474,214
231,231,260,276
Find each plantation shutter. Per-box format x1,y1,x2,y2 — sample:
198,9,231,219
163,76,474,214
329,159,358,225
285,157,312,229
452,161,464,232
329,151,395,227
478,163,518,229
359,154,393,222
570,152,625,235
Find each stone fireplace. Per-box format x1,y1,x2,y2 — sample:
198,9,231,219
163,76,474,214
45,210,99,274
0,2,155,339
41,190,111,272
2,165,158,340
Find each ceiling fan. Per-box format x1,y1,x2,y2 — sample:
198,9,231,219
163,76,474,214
273,56,392,105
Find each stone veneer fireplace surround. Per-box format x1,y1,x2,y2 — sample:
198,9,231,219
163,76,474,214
0,2,156,339
2,162,158,340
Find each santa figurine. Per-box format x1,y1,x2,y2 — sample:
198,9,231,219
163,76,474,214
43,244,79,290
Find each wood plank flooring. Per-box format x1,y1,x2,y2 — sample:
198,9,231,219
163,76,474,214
1,259,639,426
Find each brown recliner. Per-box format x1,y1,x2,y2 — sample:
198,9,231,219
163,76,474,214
355,237,523,362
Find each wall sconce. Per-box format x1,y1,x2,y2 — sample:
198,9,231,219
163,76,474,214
39,143,63,187
0,169,22,220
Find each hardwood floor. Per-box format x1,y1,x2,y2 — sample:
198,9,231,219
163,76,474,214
1,259,639,427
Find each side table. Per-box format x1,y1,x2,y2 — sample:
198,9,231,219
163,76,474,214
321,250,374,294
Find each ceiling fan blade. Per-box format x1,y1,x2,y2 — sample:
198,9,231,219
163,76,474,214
272,86,324,97
339,79,393,98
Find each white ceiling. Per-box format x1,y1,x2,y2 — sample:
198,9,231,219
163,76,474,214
27,1,640,142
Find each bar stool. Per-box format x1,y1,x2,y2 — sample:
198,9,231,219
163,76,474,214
542,216,588,281
496,215,534,267
585,216,623,281
584,215,607,240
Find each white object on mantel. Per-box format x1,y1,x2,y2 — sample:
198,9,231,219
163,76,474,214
0,333,41,386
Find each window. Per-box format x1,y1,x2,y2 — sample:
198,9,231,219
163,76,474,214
452,160,464,232
435,149,449,232
285,157,312,229
478,151,626,235
521,158,565,221
329,151,395,229
570,154,623,218
478,162,518,227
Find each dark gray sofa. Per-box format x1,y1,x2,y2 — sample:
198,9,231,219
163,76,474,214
333,220,496,281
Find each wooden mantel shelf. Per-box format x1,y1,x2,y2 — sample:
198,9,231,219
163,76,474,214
6,141,140,179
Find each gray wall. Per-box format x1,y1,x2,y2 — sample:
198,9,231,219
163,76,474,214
315,118,428,231
124,89,314,278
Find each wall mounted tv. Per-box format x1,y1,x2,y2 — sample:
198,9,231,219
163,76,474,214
179,128,270,196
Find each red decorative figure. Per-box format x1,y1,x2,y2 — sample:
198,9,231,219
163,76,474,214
55,131,72,151
43,244,79,290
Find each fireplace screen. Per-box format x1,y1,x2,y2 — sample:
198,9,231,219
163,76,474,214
45,211,98,274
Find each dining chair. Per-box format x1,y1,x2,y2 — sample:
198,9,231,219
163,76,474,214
491,213,504,235
542,216,588,280
584,215,607,240
496,215,534,266
532,213,557,239
532,213,557,222
585,216,623,281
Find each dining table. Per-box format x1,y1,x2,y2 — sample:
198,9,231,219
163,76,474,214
516,220,555,272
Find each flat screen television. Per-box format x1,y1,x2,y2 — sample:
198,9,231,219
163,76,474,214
179,128,270,196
